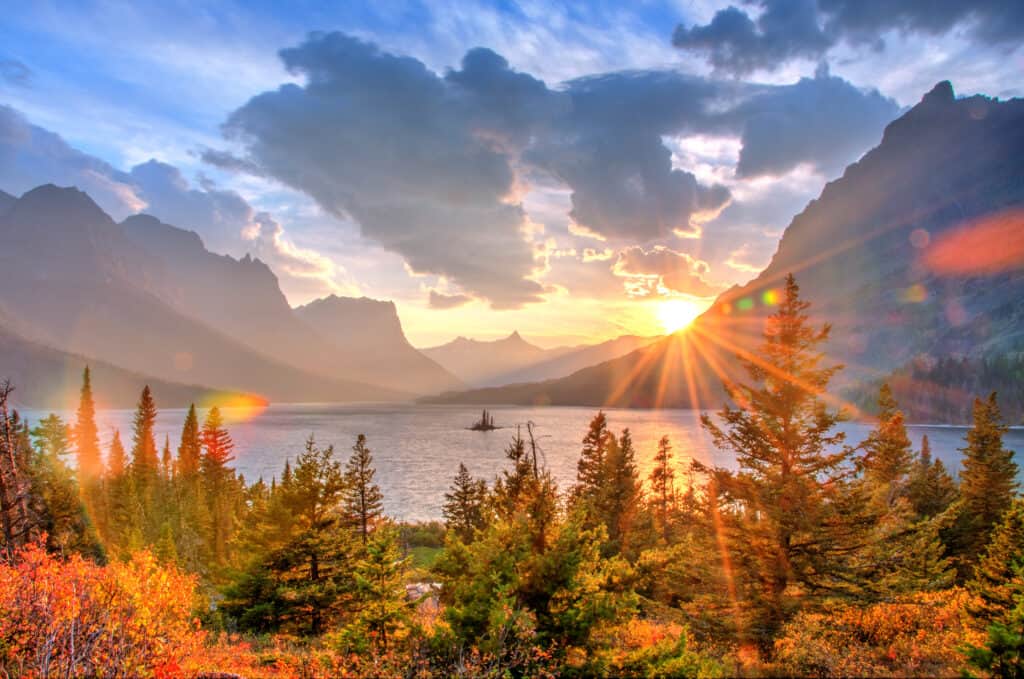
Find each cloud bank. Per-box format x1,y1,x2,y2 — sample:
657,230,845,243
210,31,898,307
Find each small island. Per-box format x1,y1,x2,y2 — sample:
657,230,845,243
467,408,499,431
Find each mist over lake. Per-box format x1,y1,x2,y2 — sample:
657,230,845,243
21,403,1024,522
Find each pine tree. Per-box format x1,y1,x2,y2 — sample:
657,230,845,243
602,428,641,556
130,386,159,478
200,406,237,568
177,404,202,478
73,367,103,481
907,435,958,519
699,273,868,648
343,524,413,653
969,499,1024,629
951,393,1019,578
649,435,677,543
574,412,611,504
28,414,103,558
107,429,127,478
342,434,384,544
160,435,173,480
862,383,914,506
443,462,488,542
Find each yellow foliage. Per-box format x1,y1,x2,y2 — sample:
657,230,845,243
772,588,985,677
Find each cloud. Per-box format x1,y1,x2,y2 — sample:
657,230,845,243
0,105,143,219
613,245,724,297
0,59,32,86
218,33,546,309
673,1,831,76
0,104,345,300
674,0,1024,76
730,65,899,178
429,290,472,309
129,160,257,254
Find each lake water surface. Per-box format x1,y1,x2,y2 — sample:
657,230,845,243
20,403,1024,521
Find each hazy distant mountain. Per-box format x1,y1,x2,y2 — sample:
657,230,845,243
0,190,14,216
427,83,1024,421
294,295,462,394
422,331,572,387
486,334,662,386
0,310,243,410
0,185,399,403
122,215,459,395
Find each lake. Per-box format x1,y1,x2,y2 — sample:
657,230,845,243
19,403,1024,522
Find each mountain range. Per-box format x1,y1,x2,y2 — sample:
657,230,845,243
0,185,651,409
420,332,661,388
427,82,1024,423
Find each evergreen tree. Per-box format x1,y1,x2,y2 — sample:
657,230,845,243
907,435,958,519
73,366,103,481
952,393,1019,578
28,414,103,559
107,429,127,478
130,385,159,478
177,404,202,478
255,435,352,635
649,435,677,544
342,434,384,544
160,435,173,480
862,383,914,505
200,406,237,568
969,499,1024,629
573,411,611,504
443,462,488,542
699,273,868,648
602,428,641,557
343,524,413,653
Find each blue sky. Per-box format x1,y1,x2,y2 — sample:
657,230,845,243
2,1,1022,346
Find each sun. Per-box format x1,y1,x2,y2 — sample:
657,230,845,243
657,298,702,334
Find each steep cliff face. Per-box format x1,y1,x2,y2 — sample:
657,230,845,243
427,83,1024,419
295,295,463,394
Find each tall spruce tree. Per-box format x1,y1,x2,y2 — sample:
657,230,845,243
200,406,238,568
907,435,958,519
574,411,611,505
130,386,159,477
699,273,867,648
862,383,913,505
177,405,202,478
73,367,103,481
951,393,1019,578
649,435,677,543
342,434,383,544
443,462,488,542
602,428,641,557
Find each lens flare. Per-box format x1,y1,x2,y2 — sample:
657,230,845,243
198,392,269,423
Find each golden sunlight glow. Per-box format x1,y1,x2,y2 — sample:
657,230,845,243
657,298,702,333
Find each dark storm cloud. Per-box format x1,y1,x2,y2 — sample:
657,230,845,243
674,0,1024,75
429,290,472,309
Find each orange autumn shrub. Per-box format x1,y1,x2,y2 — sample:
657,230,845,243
0,541,202,678
772,588,984,678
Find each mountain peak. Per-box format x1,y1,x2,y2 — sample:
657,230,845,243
923,80,955,106
13,184,111,225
